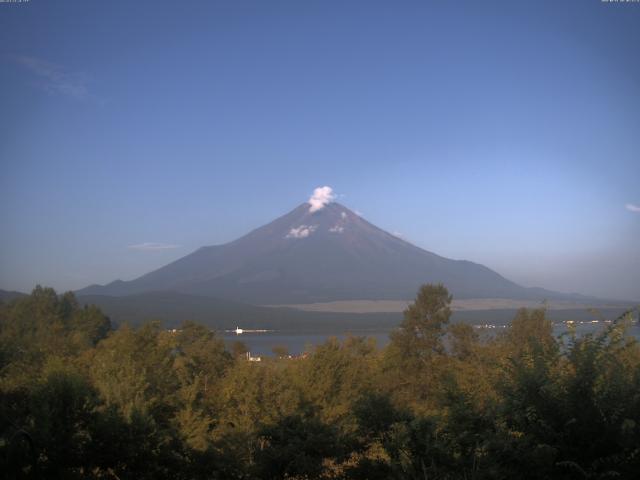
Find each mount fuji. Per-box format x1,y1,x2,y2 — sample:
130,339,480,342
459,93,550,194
77,201,582,305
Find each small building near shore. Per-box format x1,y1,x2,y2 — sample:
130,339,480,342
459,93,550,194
246,352,261,362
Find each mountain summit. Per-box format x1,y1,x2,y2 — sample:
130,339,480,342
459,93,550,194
78,202,574,304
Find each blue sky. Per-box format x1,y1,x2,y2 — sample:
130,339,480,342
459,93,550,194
1,0,639,300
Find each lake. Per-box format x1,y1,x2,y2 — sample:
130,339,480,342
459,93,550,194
221,320,640,356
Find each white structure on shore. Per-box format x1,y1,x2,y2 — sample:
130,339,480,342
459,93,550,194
246,352,261,362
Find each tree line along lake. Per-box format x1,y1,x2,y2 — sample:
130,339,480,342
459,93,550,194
221,307,639,356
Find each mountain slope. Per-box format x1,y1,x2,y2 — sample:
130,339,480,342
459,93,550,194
77,202,583,304
0,289,27,302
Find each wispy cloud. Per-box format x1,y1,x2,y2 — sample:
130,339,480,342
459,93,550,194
15,55,94,101
286,225,317,239
626,203,640,213
308,186,336,212
127,242,181,251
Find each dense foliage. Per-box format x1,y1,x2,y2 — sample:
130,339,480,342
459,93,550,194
1,285,639,479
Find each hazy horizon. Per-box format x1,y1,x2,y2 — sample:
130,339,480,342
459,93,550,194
1,1,639,301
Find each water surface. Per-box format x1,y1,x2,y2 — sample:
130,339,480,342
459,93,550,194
221,321,640,357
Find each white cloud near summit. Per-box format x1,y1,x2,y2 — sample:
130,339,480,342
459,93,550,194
308,186,336,212
286,225,317,239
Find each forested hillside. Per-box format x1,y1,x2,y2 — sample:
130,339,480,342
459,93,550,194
1,285,639,479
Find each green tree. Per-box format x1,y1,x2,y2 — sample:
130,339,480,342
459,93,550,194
230,340,248,358
272,345,289,358
89,322,177,420
0,287,111,389
298,336,379,427
389,284,452,363
253,412,344,480
384,284,452,412
172,322,231,451
0,366,99,479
